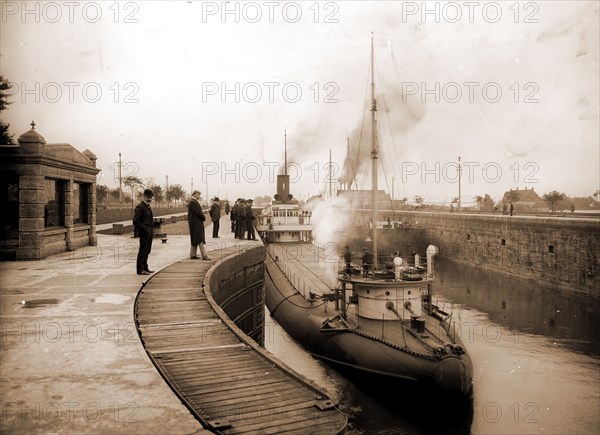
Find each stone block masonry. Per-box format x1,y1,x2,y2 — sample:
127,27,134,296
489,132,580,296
0,123,100,260
399,211,599,296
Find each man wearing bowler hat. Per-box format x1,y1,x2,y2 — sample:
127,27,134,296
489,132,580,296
133,189,155,275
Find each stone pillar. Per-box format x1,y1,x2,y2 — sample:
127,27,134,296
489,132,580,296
16,126,46,260
89,181,97,246
65,180,74,251
83,150,98,246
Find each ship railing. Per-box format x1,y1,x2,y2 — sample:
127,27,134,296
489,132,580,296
350,254,427,279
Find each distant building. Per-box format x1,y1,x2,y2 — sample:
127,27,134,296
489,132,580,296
305,194,323,206
336,189,392,210
501,187,543,211
0,123,100,260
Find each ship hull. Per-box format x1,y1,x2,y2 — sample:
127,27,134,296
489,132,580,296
264,247,473,398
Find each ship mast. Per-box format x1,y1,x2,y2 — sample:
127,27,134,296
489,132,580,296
370,33,379,269
284,128,288,176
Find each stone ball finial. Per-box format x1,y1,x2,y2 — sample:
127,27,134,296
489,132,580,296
18,122,46,154
18,121,46,145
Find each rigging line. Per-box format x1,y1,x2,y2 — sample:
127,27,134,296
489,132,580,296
269,245,331,294
351,59,372,193
278,243,337,291
375,58,408,201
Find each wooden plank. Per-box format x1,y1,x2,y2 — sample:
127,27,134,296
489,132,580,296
189,380,305,400
135,254,346,434
200,390,313,414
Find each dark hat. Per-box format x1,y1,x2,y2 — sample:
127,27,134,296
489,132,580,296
248,198,253,202
213,197,219,201
143,189,154,197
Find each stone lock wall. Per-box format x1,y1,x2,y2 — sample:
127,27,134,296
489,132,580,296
206,246,267,346
400,211,599,296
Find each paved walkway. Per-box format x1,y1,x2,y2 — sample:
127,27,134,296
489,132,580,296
0,218,239,434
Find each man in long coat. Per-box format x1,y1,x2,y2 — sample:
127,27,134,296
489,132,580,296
210,197,221,238
188,190,210,260
246,198,256,240
133,189,154,275
235,199,247,239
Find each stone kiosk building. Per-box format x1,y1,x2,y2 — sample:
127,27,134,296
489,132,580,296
0,123,100,260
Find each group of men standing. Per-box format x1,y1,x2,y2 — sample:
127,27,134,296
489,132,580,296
230,198,256,240
133,190,257,274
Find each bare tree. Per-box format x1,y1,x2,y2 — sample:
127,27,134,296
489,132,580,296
542,191,566,213
506,191,521,203
123,175,144,210
148,184,164,207
167,184,186,207
96,184,109,207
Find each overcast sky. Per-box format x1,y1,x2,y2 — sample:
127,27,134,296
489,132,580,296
1,1,598,203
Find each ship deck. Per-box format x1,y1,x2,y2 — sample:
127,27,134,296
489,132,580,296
266,243,339,297
266,242,458,357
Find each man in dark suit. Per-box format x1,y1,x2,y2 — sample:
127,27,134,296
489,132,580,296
361,247,372,276
210,197,221,238
246,198,256,240
133,189,155,275
235,199,247,239
188,190,210,260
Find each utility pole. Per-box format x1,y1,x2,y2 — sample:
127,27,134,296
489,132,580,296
458,156,462,213
118,152,122,211
328,148,332,200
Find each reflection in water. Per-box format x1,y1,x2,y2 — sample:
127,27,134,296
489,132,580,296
265,259,600,434
434,260,600,357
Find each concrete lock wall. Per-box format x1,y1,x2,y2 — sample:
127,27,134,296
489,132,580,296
399,211,599,296
206,246,267,346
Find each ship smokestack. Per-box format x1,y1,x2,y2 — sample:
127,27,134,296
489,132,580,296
276,129,291,202
277,174,290,201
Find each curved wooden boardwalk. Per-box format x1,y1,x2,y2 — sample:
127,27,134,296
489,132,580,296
134,246,347,434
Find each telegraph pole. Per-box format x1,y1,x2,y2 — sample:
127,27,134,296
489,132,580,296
328,148,332,200
118,153,122,211
458,156,462,213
